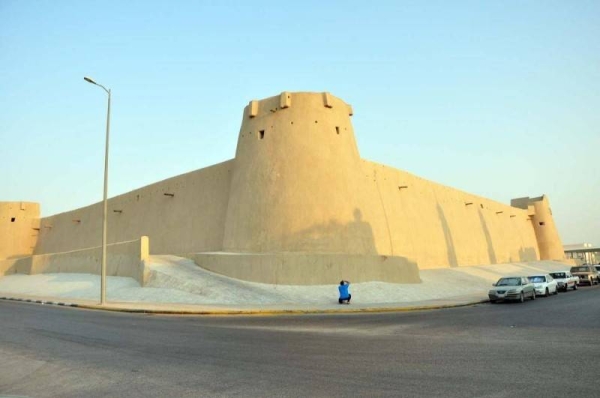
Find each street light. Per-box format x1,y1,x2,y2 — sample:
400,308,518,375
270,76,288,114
84,76,111,305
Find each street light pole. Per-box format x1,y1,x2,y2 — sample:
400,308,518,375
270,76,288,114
84,76,110,305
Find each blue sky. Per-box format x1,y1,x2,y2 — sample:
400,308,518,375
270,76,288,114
1,0,599,245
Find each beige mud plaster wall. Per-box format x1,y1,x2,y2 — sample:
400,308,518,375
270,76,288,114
34,161,233,255
0,202,40,260
355,161,540,269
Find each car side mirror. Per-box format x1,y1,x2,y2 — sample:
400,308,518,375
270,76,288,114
492,283,496,286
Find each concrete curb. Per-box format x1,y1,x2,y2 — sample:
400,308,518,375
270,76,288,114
78,301,490,315
0,296,78,308
0,294,489,315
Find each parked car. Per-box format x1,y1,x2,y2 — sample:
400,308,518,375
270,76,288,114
549,271,578,292
570,265,600,286
489,277,536,303
528,274,559,296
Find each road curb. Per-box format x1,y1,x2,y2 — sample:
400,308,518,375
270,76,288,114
0,295,488,315
0,296,79,308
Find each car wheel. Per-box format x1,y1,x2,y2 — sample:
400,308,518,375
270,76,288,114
553,286,558,295
531,291,536,300
545,288,549,297
573,283,578,290
519,292,525,303
490,299,496,304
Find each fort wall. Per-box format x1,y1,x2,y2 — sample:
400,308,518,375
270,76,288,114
358,161,540,269
1,92,565,285
31,160,233,256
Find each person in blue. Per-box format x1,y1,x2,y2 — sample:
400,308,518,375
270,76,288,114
338,280,351,304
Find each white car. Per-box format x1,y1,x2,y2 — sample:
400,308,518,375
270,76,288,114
527,274,558,297
549,271,578,292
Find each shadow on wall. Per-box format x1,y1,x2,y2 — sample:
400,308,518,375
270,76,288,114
478,208,497,264
288,208,377,254
436,204,458,268
519,247,537,262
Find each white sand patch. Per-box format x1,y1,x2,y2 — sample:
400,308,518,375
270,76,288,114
0,255,573,306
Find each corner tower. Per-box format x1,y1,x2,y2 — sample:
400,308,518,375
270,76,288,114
0,202,40,260
511,195,564,261
222,92,371,254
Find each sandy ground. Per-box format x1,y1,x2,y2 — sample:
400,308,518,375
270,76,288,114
0,256,573,305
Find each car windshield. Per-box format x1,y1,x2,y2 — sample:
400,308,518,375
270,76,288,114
571,267,588,272
528,276,546,283
497,278,521,286
550,273,566,278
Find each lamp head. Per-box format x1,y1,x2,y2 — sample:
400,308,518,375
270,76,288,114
84,76,96,85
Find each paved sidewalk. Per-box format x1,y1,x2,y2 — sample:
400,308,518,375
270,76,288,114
0,258,571,315
0,292,488,315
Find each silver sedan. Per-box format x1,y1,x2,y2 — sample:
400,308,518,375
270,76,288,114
489,277,536,303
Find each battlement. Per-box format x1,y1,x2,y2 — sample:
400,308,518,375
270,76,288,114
243,91,353,120
234,91,360,161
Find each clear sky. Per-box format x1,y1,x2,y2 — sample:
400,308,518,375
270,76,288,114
1,1,599,246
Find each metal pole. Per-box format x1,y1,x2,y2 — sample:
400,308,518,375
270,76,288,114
101,89,111,305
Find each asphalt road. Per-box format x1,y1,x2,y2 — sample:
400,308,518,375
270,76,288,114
1,286,599,398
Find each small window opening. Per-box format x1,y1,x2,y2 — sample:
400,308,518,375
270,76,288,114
480,204,484,209
539,222,545,226
11,217,16,222
259,130,265,140
335,126,340,134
